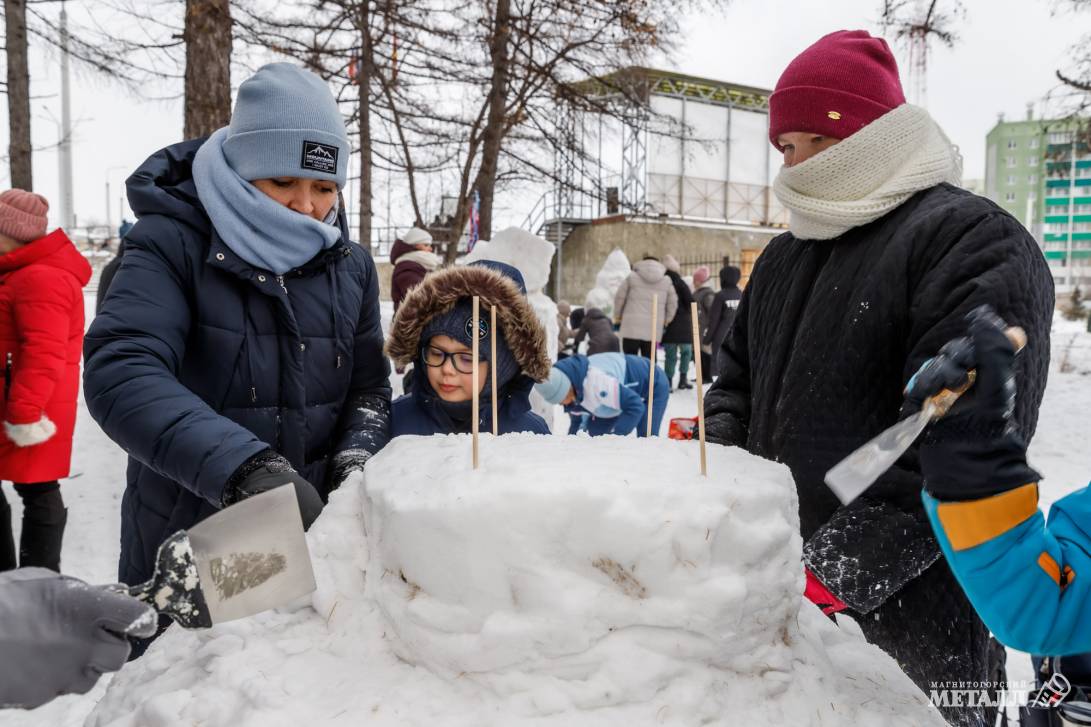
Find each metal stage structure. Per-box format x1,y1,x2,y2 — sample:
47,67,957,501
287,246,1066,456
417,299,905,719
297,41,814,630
524,66,789,240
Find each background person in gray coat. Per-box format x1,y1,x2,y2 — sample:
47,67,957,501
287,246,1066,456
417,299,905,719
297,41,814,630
613,256,677,359
691,265,716,376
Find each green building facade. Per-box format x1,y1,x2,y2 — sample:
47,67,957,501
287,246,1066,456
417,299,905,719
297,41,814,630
985,115,1090,290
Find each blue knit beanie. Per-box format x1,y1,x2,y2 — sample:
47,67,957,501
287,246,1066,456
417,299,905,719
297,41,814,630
223,63,349,188
535,367,573,405
422,299,520,388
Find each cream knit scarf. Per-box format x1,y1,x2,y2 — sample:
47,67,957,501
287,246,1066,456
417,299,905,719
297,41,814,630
397,248,442,271
773,104,963,240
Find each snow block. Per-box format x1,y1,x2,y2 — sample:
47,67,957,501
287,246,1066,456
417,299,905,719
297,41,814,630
89,435,946,727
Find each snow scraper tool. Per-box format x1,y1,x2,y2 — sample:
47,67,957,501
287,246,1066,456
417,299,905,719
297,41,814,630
125,484,317,629
824,327,1027,506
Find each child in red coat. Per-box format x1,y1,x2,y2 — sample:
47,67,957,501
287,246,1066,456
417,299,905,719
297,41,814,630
0,190,90,572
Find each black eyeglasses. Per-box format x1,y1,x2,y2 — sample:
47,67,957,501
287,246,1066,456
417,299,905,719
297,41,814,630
423,345,481,374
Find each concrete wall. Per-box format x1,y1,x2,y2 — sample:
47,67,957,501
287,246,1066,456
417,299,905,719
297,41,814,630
548,218,778,304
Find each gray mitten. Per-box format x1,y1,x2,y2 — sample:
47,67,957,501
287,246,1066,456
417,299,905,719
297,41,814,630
0,568,157,709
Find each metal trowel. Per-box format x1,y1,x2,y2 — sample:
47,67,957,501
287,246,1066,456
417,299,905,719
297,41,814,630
825,327,1027,506
124,484,317,628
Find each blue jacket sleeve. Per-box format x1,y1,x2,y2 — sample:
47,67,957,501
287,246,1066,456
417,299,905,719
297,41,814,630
609,385,647,436
331,247,392,460
924,484,1091,655
83,221,267,506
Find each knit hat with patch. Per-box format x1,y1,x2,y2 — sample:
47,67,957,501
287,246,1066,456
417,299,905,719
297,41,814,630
769,30,905,151
223,63,349,187
0,189,49,244
421,299,520,388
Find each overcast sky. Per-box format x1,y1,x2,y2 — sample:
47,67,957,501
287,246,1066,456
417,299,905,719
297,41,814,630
2,0,1086,231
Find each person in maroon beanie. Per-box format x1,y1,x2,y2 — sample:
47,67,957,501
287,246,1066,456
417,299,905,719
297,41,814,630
0,189,91,573
703,30,1054,726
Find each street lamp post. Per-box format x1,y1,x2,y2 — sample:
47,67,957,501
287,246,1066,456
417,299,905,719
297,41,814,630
104,166,128,241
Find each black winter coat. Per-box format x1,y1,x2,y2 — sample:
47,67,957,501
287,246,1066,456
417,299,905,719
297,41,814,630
705,267,742,374
85,139,392,586
704,184,1053,721
573,307,619,355
95,239,125,315
661,271,694,344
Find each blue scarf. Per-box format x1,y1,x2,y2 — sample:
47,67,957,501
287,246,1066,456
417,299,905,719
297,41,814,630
192,127,340,275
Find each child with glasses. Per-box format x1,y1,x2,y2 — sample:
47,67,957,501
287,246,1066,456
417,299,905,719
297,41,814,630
386,263,553,437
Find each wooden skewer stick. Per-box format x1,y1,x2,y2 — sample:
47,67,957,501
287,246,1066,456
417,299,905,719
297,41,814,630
491,305,499,436
647,293,658,437
472,296,480,470
690,301,707,477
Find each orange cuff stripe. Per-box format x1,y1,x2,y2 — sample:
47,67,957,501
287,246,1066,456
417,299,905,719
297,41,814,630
936,483,1039,552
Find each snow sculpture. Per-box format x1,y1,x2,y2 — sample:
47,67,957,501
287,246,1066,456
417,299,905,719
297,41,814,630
89,435,945,727
584,247,631,319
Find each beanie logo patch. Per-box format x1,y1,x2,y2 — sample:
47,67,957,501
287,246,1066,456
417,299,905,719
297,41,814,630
301,141,339,174
827,111,842,120
465,316,489,341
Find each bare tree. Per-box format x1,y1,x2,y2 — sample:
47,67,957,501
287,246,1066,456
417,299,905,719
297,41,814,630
878,0,965,103
183,0,233,138
5,0,33,189
235,0,724,259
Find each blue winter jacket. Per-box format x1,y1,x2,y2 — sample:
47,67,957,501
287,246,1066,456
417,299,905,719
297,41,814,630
924,483,1091,655
391,374,549,437
555,353,665,436
85,138,391,585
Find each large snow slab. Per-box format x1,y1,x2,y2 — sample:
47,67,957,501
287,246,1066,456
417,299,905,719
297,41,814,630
88,435,943,726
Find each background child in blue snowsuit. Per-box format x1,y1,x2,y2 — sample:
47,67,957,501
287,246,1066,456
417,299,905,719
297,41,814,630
905,305,1091,656
386,263,552,437
535,353,669,436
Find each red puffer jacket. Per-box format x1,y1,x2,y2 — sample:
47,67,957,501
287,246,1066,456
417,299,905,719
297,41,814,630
0,229,91,482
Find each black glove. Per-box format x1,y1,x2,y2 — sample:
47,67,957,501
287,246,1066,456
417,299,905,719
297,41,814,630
903,305,1040,501
225,451,324,530
705,412,748,448
327,448,371,493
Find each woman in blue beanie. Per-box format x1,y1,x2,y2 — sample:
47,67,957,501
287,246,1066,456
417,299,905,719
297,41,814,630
386,263,551,436
84,63,391,652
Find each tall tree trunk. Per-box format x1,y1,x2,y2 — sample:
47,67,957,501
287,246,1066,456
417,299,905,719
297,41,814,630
4,0,32,190
473,0,511,242
183,0,232,139
356,3,372,247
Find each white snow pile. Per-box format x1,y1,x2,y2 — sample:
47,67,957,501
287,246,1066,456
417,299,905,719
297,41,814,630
88,435,943,727
584,247,631,318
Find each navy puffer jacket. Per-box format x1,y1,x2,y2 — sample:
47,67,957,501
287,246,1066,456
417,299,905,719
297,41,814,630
85,138,391,585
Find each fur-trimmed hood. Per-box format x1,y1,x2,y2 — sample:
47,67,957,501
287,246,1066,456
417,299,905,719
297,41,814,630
386,265,552,382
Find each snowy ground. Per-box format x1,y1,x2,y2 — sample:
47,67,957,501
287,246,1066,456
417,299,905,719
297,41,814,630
1,303,1089,726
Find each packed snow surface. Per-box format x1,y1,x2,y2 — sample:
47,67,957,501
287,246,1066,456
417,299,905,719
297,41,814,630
87,434,943,726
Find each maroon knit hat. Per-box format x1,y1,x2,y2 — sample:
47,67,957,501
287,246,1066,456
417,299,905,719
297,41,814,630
769,30,905,151
0,189,49,244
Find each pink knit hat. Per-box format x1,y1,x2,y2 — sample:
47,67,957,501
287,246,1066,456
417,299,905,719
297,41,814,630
0,189,49,244
693,266,711,287
769,30,905,151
